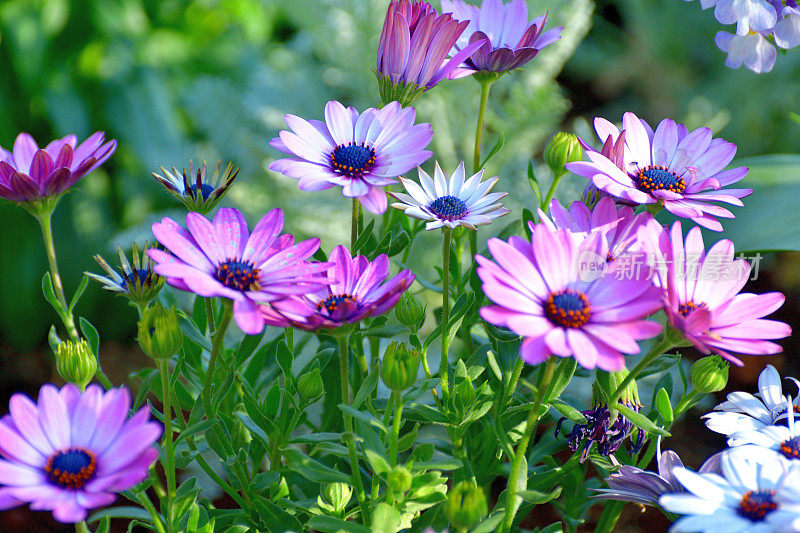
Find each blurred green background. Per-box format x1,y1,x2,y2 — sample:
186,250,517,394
0,0,798,530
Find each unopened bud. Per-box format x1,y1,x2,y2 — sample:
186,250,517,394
137,303,182,360
297,368,324,403
323,482,353,513
387,466,413,493
381,342,421,392
691,355,729,393
56,339,97,390
444,481,488,530
395,291,426,331
544,132,583,178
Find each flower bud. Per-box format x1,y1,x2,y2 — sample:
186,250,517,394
386,466,413,494
395,291,426,331
444,481,488,530
691,355,730,393
323,482,353,514
137,303,182,360
297,367,324,404
381,342,421,392
56,339,97,390
544,132,583,178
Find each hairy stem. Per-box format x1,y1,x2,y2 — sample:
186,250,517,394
156,359,176,532
202,300,232,417
440,227,452,399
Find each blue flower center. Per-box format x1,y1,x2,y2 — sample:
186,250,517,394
215,259,261,292
120,269,151,290
678,301,706,317
636,165,686,195
46,448,96,489
545,289,591,328
429,195,468,221
780,436,800,460
317,293,358,314
330,143,376,178
738,490,777,521
188,183,216,201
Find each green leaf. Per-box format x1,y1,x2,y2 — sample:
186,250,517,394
47,324,62,355
88,507,155,523
528,160,543,206
353,219,376,253
638,352,681,381
234,329,264,368
614,403,670,437
283,448,350,484
235,413,271,449
308,516,371,533
371,502,402,533
79,317,100,356
252,496,302,533
41,272,65,316
339,404,387,433
480,131,505,169
352,366,380,409
276,340,294,383
177,312,211,351
518,486,562,504
364,449,391,477
549,399,587,424
655,388,674,425
68,275,89,314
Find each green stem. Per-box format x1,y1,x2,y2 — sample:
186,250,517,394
204,297,215,334
542,170,567,211
156,359,176,532
500,357,557,533
37,209,80,341
608,337,673,406
202,300,232,417
337,334,370,523
389,391,403,467
134,488,167,533
351,197,360,249
501,358,525,412
440,227,452,398
675,387,704,416
473,80,493,174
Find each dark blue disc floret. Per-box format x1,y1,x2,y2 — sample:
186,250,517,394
46,448,97,489
331,143,376,178
635,165,686,195
780,435,800,459
737,490,778,521
429,195,468,221
317,293,358,314
545,289,592,328
189,183,216,201
215,259,261,292
120,269,151,290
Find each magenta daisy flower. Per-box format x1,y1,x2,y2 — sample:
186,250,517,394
657,221,791,366
0,132,115,203
269,101,433,214
0,384,160,523
148,207,330,335
441,0,562,75
477,223,663,371
259,245,415,331
376,0,486,105
565,112,752,231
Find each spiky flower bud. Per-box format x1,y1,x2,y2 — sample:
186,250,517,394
444,481,488,530
544,132,583,178
85,242,164,307
381,342,421,392
151,160,239,214
691,355,730,393
56,340,97,390
137,303,182,360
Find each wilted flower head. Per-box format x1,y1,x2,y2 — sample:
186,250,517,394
0,132,115,206
654,221,791,366
441,0,562,75
270,101,433,214
148,207,330,335
555,402,645,463
566,112,752,231
151,160,239,214
390,162,509,230
85,241,165,307
0,384,160,523
259,245,415,331
477,223,663,372
376,0,486,106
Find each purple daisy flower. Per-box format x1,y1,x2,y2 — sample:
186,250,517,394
0,384,160,523
376,0,486,104
0,132,116,203
441,0,562,75
565,112,753,231
269,101,433,214
655,221,791,366
477,223,663,372
259,245,415,331
148,207,330,335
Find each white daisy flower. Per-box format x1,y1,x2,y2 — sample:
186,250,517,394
659,449,800,532
728,401,800,464
703,365,800,436
390,162,509,230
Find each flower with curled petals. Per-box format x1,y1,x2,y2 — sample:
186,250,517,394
566,112,752,231
655,221,791,366
269,100,432,214
0,131,115,205
148,207,330,335
259,245,415,331
390,162,508,230
441,0,562,75
0,384,160,523
477,222,663,372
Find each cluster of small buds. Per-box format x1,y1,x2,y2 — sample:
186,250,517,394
684,0,800,72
